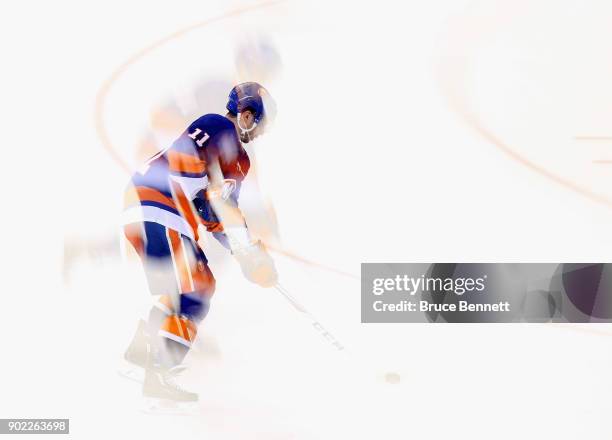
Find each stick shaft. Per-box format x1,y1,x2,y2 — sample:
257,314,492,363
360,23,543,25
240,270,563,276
274,283,345,351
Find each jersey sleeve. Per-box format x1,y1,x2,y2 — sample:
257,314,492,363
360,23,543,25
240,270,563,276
162,126,209,201
165,135,207,178
176,115,252,246
204,125,251,184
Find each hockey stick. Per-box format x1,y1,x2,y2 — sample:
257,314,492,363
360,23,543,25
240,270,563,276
274,283,345,351
274,284,405,385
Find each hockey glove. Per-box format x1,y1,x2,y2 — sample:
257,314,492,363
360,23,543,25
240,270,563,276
234,241,278,288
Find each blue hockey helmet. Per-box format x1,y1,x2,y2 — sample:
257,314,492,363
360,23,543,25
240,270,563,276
226,82,276,126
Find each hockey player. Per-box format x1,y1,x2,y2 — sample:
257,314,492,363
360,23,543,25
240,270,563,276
122,82,278,403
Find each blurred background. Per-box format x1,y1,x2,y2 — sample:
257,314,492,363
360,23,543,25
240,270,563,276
2,0,612,438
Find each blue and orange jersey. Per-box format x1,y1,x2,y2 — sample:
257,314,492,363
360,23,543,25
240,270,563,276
123,114,250,240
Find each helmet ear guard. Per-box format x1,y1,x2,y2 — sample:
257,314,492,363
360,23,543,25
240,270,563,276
235,112,258,143
236,111,258,133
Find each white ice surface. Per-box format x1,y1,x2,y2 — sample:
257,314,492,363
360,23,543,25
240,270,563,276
2,0,612,438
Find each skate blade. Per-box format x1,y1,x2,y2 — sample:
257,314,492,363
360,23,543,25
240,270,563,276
119,364,187,384
141,398,199,416
117,366,144,384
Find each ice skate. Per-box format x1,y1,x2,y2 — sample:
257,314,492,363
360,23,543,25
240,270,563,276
141,365,198,415
119,320,189,383
117,319,149,383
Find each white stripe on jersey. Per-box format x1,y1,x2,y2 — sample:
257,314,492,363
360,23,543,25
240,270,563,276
122,205,195,240
168,174,209,200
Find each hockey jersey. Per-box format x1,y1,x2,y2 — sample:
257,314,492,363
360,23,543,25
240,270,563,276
123,114,250,241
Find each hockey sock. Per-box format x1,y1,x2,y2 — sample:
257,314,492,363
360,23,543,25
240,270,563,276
147,306,193,368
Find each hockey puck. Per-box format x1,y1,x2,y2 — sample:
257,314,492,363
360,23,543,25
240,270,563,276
384,372,401,384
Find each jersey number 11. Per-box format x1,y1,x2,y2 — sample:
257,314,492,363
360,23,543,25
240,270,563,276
188,128,210,147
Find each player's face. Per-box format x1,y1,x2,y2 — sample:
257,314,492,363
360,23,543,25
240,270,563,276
240,111,256,130
239,111,265,143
